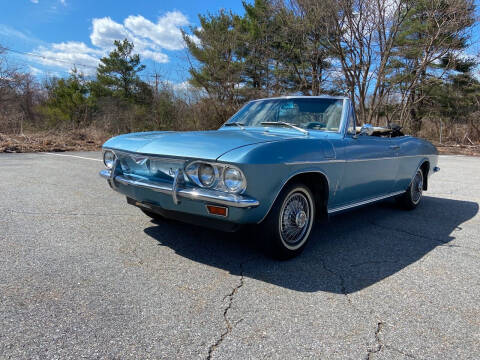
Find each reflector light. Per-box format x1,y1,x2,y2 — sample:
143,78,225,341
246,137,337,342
206,205,228,217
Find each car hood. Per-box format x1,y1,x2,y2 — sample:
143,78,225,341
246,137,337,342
103,129,303,160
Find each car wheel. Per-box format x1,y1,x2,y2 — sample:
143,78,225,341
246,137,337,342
261,183,315,260
397,168,424,210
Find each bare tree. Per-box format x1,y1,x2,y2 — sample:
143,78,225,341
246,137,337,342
0,45,42,133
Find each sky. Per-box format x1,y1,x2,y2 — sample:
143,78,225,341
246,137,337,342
0,0,245,86
0,0,479,87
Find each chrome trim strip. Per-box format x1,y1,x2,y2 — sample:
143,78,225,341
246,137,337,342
99,170,259,208
347,154,425,162
172,168,184,205
285,154,430,166
250,95,349,103
100,169,111,179
328,191,405,214
285,160,345,165
109,159,119,190
338,98,348,136
347,156,396,162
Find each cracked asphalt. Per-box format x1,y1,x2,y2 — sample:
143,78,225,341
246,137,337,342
1,152,479,359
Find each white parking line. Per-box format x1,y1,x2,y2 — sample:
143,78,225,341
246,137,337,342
43,152,103,162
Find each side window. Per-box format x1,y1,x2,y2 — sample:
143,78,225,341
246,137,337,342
347,103,356,135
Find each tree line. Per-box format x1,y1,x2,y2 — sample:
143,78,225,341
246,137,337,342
1,0,479,144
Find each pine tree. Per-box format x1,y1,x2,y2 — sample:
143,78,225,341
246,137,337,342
94,39,150,103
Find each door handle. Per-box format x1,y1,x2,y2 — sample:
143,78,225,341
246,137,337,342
389,145,400,150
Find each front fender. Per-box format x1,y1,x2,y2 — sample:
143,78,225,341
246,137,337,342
217,139,343,223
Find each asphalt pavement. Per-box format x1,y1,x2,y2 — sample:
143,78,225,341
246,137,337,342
0,152,479,359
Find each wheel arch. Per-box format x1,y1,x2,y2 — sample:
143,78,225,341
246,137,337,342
258,170,330,224
418,160,430,191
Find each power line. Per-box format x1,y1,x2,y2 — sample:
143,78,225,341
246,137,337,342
4,47,98,70
4,47,164,82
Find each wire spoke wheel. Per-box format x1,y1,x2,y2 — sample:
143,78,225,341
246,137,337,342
279,191,312,250
411,170,423,205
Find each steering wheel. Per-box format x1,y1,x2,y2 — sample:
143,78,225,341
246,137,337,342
306,122,326,130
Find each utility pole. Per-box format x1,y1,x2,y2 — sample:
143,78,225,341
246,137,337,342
153,73,160,96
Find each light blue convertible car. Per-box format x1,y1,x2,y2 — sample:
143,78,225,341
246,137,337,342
100,96,439,259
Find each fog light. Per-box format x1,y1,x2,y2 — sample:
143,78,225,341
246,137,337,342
206,205,228,217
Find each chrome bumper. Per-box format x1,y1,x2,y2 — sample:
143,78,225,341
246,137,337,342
99,169,259,208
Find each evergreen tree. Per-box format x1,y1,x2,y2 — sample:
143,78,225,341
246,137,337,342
388,0,475,131
41,68,91,127
183,10,245,121
94,39,151,103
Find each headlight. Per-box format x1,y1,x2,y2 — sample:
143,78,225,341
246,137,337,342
185,161,246,193
103,150,116,169
223,167,245,192
198,163,215,187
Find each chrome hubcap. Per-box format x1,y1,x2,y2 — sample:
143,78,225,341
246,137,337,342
280,192,311,247
295,211,307,228
411,170,423,204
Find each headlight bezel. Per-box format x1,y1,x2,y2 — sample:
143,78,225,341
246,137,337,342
103,150,116,169
185,161,246,194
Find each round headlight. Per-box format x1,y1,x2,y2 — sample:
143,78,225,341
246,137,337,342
223,167,245,192
103,151,116,169
198,163,215,187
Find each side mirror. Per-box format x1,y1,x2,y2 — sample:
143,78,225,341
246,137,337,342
359,124,374,136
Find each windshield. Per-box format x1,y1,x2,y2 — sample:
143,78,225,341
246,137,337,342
224,98,345,132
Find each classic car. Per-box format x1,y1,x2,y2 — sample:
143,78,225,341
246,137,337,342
100,96,440,259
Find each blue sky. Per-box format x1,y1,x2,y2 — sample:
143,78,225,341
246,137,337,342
1,0,479,87
0,0,245,85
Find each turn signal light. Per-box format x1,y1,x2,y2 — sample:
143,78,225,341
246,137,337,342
206,205,228,217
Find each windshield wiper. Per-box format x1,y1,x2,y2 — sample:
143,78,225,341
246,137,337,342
223,122,245,130
260,121,309,135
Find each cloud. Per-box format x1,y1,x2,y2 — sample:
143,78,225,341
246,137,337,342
28,65,43,76
140,50,169,63
30,0,39,3
0,24,34,42
60,0,66,5
35,41,102,75
90,17,129,48
30,11,192,74
124,12,188,50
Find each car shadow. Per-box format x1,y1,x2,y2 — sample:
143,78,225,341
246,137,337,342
143,196,478,294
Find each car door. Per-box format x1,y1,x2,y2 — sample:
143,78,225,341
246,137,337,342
335,105,400,206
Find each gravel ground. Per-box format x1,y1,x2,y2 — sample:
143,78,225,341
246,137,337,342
0,152,479,359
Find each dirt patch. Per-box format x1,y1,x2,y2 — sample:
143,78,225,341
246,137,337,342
434,143,480,157
2,131,479,156
0,130,110,153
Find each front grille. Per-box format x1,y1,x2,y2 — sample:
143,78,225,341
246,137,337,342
115,151,186,182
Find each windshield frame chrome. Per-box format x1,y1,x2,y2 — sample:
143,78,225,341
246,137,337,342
221,96,349,134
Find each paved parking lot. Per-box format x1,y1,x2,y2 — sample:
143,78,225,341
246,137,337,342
0,152,479,359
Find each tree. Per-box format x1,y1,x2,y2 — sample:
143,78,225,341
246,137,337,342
183,10,245,123
420,56,480,142
272,0,336,96
0,45,42,133
389,0,475,132
41,68,91,127
236,0,278,96
94,39,151,103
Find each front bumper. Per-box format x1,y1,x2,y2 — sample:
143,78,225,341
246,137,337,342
99,169,260,208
